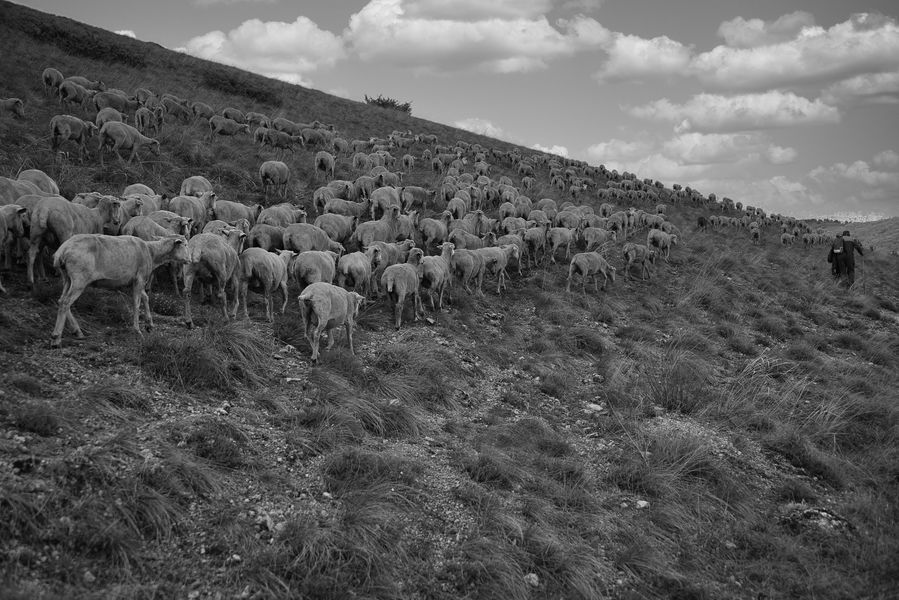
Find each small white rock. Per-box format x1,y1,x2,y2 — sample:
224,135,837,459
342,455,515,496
524,573,540,588
636,500,649,509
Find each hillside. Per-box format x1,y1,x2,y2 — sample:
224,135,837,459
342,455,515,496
2,2,899,599
814,217,899,255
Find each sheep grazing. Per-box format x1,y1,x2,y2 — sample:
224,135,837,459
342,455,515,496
351,205,401,249
63,75,105,92
284,223,345,255
419,211,453,251
237,248,294,321
169,190,217,236
50,234,189,347
324,197,370,220
180,177,214,200
257,203,306,228
0,205,27,293
191,101,215,122
182,228,246,327
566,250,616,294
291,250,338,294
203,218,250,236
298,282,366,363
97,122,160,165
50,114,97,161
622,243,656,281
582,227,616,251
42,67,64,95
122,183,155,197
247,224,285,252
337,249,379,299
475,244,520,294
17,170,59,196
222,107,246,123
246,111,271,128
381,247,425,329
780,232,794,246
646,229,678,260
209,115,250,140
314,151,336,181
95,106,125,128
367,239,415,297
93,91,140,115
27,195,123,287
1,98,25,118
58,80,96,110
212,199,261,228
260,160,290,200
546,227,577,264
420,242,454,311
450,248,486,296
314,213,357,245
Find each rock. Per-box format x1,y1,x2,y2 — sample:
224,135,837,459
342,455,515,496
83,570,96,584
636,500,649,509
524,573,540,588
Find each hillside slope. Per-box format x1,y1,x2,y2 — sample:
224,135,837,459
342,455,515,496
2,2,899,599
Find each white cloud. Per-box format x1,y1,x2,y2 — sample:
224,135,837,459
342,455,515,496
687,176,827,216
115,30,136,39
810,160,899,188
194,0,277,5
344,0,609,74
766,145,798,165
531,143,569,157
626,91,840,133
716,11,816,48
594,33,692,82
873,150,899,169
821,70,899,105
177,16,344,85
454,117,505,138
560,0,605,13
404,0,553,21
585,138,653,163
693,13,899,91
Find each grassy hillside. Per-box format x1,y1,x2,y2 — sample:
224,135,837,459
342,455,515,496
814,217,899,255
2,2,899,599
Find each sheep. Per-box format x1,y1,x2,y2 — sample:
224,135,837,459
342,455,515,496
284,223,345,255
291,250,338,293
622,243,656,281
381,248,425,329
1,98,25,118
257,203,306,228
222,107,246,123
50,234,189,347
27,195,123,287
97,122,160,165
314,151,336,181
123,182,156,197
377,171,403,188
419,242,454,311
237,248,294,321
474,244,520,294
323,197,370,219
180,176,214,198
367,239,416,297
369,186,402,220
263,130,303,152
395,210,419,243
582,227,617,251
419,212,452,251
402,154,415,171
147,210,193,237
298,282,365,362
17,170,59,196
93,91,140,115
212,200,261,228
0,205,26,293
546,227,578,264
522,224,549,267
646,229,678,260
353,152,374,172
450,247,486,296
42,67,64,95
351,205,401,248
314,213,357,245
449,210,489,237
209,115,250,140
247,224,285,252
780,232,794,246
169,191,217,236
696,216,709,233
95,106,125,128
182,228,246,327
50,114,97,160
121,214,191,240
400,186,437,212
447,197,467,220
446,228,494,251
58,81,96,110
203,218,250,237
191,101,215,122
161,96,191,123
63,76,105,91
566,251,615,294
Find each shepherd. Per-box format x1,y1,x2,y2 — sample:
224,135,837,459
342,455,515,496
827,230,864,288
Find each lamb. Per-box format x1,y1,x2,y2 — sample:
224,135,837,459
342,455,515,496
191,101,215,122
780,232,794,246
291,250,338,293
314,213,357,245
400,186,437,212
50,114,97,160
369,186,402,220
50,234,189,347
419,242,454,311
337,248,379,299
314,151,336,181
646,229,678,260
1,98,25,118
298,282,366,362
182,228,246,327
247,224,285,252
209,115,250,140
17,170,59,195
93,91,140,115
258,160,290,200
622,243,656,281
566,251,615,294
222,107,246,123
42,67,64,95
324,197,370,219
283,223,345,254
97,122,160,165
237,248,294,321
27,195,123,286
212,199,261,228
180,176,214,198
381,248,425,329
474,244,520,294
523,224,548,267
351,205,401,248
58,81,96,110
582,227,617,251
169,191,217,236
257,203,306,228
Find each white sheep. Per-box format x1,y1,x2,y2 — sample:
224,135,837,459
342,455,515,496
314,213,357,245
182,228,246,327
260,160,290,199
191,101,215,122
247,224,284,252
284,223,345,254
337,249,379,299
212,199,261,228
292,250,339,293
1,98,25,118
58,80,97,110
247,112,271,128
622,243,656,281
97,122,160,166
450,248,486,296
566,250,615,294
646,229,678,260
546,227,577,264
314,151,337,181
50,114,97,161
474,244,519,294
381,247,425,329
582,227,617,251
351,205,401,248
0,205,26,293
324,197,370,220
93,91,140,115
367,239,416,297
222,107,246,123
209,115,250,140
420,242,454,311
17,170,59,196
237,248,294,321
50,234,188,347
257,203,306,228
169,191,217,236
182,176,217,199
42,68,64,95
298,282,366,362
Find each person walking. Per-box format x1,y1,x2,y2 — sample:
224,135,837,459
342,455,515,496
827,232,844,281
830,230,864,287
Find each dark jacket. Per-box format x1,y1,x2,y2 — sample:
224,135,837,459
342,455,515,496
835,235,864,270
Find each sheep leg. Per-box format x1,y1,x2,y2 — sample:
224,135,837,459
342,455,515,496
182,266,195,328
345,321,355,355
264,289,273,322
131,280,144,334
51,274,79,347
279,281,289,316
239,281,249,320
216,282,229,320
26,242,41,288
393,296,404,329
170,263,181,296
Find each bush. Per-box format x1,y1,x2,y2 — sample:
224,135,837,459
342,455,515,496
364,94,412,115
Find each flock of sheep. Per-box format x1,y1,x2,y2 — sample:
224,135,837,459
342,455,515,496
0,67,811,360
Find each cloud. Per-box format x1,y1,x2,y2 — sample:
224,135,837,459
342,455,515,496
716,11,816,48
873,150,899,169
194,0,277,5
810,160,899,188
821,70,899,105
344,0,609,74
177,16,344,86
594,33,692,82
560,0,605,13
659,132,795,166
115,30,136,39
531,143,569,157
626,91,840,133
454,117,505,138
686,176,827,216
692,13,899,91
765,145,798,165
404,0,553,21
585,138,653,163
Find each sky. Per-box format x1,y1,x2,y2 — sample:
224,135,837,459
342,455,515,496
16,0,899,219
